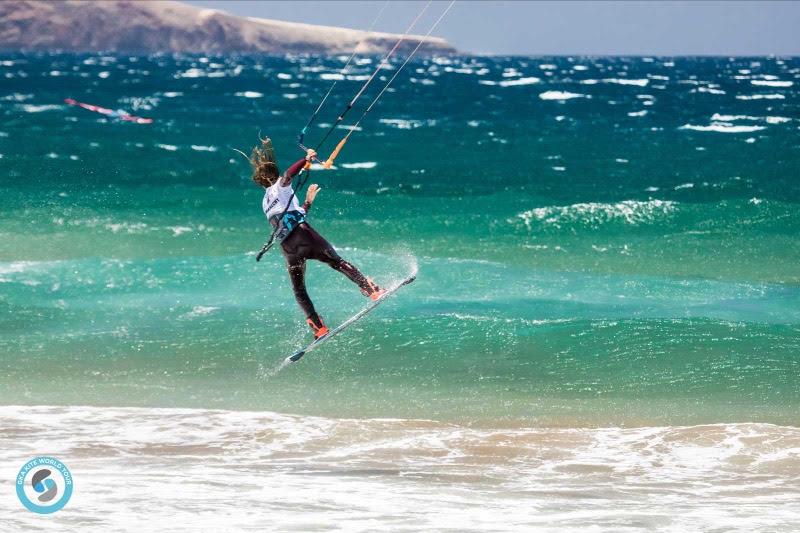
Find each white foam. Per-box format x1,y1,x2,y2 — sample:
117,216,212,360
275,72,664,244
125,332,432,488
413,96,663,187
514,199,677,230
178,68,204,78
0,93,32,101
711,113,759,122
750,80,793,87
710,114,791,125
235,91,263,98
443,66,475,75
341,162,377,169
603,78,649,87
379,118,435,129
0,407,797,532
680,123,766,133
104,222,149,234
0,261,39,277
20,104,62,113
736,94,785,100
480,77,541,87
539,91,584,100
168,226,194,236
183,305,219,318
190,145,218,152
156,143,178,151
320,72,344,81
628,110,648,117
696,87,726,95
499,76,541,87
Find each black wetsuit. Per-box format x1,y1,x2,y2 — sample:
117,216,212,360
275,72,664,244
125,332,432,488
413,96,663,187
268,158,373,322
281,223,373,322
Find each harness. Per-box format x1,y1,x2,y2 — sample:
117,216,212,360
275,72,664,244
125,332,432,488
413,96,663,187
269,210,306,243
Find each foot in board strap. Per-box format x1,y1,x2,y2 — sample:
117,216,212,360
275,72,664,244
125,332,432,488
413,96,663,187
306,315,329,340
361,277,386,301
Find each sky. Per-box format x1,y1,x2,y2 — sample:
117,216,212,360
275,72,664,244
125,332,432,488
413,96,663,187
185,1,800,56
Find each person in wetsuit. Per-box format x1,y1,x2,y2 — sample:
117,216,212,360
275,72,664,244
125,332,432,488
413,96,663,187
250,138,385,339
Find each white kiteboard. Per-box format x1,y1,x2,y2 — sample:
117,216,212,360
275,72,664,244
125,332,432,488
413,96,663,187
286,272,416,363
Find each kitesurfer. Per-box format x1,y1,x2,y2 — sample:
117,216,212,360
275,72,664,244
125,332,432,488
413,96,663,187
250,138,385,339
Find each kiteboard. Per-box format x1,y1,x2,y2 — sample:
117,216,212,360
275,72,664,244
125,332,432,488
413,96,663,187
286,272,416,363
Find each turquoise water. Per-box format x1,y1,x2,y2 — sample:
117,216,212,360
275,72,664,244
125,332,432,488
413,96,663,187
1,54,799,426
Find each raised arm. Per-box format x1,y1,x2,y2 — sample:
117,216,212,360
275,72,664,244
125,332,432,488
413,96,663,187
279,148,317,186
279,158,308,186
302,184,321,212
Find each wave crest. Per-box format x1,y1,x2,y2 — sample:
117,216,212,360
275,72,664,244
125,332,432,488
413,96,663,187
513,200,677,230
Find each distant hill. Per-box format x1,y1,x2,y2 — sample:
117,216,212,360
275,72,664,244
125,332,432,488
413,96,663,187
0,0,458,55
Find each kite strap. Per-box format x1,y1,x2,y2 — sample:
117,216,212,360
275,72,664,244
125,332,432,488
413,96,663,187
323,136,349,169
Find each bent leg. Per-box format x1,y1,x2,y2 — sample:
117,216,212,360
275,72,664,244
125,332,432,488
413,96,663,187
303,226,374,292
322,252,374,293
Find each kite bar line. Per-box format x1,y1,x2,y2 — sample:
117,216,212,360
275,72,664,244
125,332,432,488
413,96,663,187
255,0,455,261
310,0,433,154
298,0,390,146
256,1,434,261
323,0,457,169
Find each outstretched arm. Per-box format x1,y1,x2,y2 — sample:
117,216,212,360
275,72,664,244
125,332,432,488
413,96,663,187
279,148,317,186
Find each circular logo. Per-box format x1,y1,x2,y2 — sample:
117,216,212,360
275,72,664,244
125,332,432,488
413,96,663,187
15,457,73,514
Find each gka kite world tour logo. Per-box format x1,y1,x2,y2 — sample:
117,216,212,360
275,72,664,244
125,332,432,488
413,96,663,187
16,457,73,514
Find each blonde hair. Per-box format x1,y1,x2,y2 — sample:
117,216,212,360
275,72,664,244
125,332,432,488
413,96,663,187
250,137,280,187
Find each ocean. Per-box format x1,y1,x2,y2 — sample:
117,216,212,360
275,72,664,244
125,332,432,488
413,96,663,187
1,53,799,531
